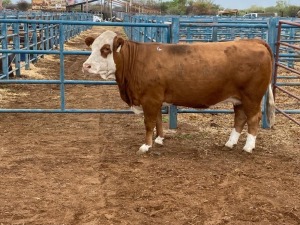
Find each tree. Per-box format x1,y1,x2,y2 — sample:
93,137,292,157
285,5,300,17
17,0,30,11
276,0,289,16
245,5,265,13
186,0,219,15
170,0,187,15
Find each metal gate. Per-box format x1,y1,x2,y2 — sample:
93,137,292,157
273,20,300,126
0,18,171,114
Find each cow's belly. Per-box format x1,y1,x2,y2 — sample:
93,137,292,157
163,79,240,108
130,97,241,114
218,97,242,106
166,97,241,109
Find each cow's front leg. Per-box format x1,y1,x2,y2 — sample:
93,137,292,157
154,110,164,145
137,105,161,155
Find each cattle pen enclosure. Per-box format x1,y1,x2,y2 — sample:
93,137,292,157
1,19,300,225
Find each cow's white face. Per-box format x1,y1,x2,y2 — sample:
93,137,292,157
82,30,117,80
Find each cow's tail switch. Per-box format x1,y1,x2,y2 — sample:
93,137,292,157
266,84,275,127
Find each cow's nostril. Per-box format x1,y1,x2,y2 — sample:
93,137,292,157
83,63,91,69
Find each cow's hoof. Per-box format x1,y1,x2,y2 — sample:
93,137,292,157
154,136,164,145
136,144,151,155
243,134,256,153
243,146,253,153
225,141,235,149
225,129,240,148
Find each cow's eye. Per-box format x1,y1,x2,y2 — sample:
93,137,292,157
100,44,112,58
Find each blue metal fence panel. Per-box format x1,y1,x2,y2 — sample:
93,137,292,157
0,18,171,116
0,13,299,129
0,12,94,78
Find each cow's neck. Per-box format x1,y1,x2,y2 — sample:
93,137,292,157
113,41,139,106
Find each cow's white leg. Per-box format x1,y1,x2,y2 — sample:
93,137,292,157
137,144,152,155
242,100,261,154
136,104,161,155
243,134,256,153
155,111,164,145
154,136,164,145
225,128,241,148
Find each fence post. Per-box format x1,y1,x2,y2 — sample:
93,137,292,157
212,16,218,42
262,17,278,128
171,17,179,43
168,17,180,129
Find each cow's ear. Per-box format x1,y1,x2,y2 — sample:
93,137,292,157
85,37,95,47
113,36,124,52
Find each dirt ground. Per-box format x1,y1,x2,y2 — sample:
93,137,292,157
0,26,299,225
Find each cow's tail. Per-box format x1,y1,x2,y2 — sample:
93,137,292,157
266,84,275,128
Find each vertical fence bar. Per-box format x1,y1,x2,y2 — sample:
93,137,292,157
13,21,21,77
50,23,54,49
32,23,38,63
59,22,66,111
1,21,9,79
262,17,278,128
45,23,50,51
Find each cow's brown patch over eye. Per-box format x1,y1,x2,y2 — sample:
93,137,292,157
101,44,112,58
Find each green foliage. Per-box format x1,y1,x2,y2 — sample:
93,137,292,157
285,5,300,17
2,0,12,6
186,0,219,15
264,6,277,13
276,0,289,9
161,0,219,15
245,5,265,13
157,0,299,17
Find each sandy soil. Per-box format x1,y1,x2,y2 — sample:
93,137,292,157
0,26,299,225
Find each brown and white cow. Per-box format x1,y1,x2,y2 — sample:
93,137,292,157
82,30,275,154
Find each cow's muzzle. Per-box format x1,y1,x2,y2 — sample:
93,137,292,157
82,63,92,73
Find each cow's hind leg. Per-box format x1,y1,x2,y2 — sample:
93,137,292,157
225,104,247,148
243,102,262,153
137,104,161,155
9,65,14,78
154,111,164,145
